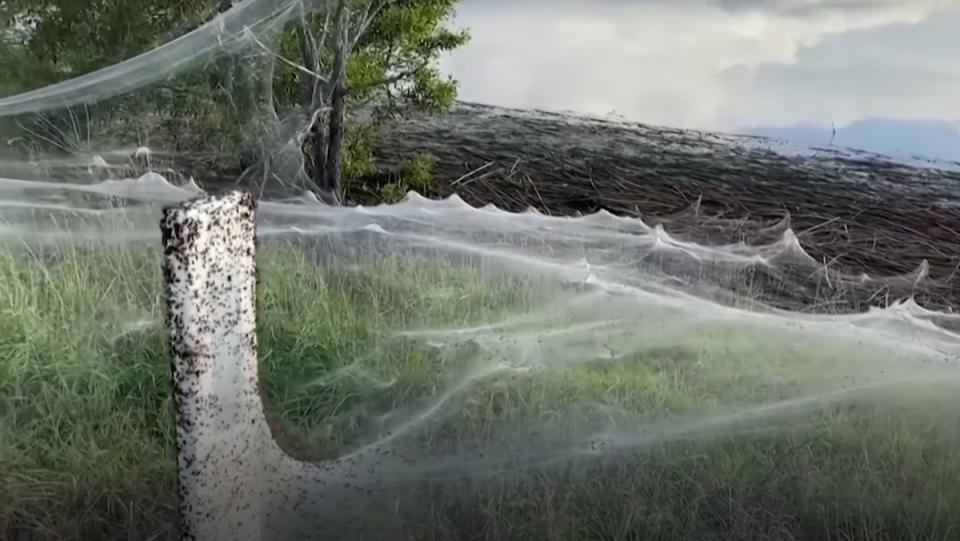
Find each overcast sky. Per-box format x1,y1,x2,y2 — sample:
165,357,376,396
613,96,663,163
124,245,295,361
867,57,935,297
439,0,960,160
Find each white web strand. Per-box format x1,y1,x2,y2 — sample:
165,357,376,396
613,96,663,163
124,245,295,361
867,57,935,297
0,0,317,117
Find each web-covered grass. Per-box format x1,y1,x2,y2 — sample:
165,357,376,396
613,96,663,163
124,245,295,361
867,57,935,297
1,239,959,540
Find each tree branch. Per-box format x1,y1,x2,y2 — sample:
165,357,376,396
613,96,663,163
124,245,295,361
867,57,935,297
244,28,329,88
345,57,429,95
295,3,322,110
349,0,393,52
318,2,332,69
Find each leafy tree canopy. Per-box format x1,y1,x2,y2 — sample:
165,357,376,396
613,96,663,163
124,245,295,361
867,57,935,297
0,0,470,200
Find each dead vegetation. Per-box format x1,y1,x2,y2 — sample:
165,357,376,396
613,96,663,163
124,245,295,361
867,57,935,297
370,102,960,313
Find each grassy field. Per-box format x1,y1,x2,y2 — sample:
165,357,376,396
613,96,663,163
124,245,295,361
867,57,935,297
1,238,959,540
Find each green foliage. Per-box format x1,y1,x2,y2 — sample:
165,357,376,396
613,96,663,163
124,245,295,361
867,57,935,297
0,0,221,93
356,0,469,116
373,152,438,204
398,152,437,192
0,0,261,156
0,0,469,202
265,0,469,120
378,180,408,203
402,65,458,112
270,0,468,113
341,123,381,182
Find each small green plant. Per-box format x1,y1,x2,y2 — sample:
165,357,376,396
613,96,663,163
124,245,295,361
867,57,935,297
379,181,408,203
364,152,439,204
398,152,438,193
342,124,381,184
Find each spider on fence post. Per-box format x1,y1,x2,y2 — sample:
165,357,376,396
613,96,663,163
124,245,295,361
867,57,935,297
161,190,402,540
161,190,274,540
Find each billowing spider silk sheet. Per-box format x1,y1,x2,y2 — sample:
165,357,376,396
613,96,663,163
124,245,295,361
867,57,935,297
1,1,959,540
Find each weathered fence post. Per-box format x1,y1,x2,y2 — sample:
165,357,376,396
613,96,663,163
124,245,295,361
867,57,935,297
161,191,276,540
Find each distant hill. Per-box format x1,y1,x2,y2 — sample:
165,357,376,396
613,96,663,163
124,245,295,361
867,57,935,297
742,119,960,164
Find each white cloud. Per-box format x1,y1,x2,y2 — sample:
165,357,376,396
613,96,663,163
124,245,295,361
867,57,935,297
440,0,960,131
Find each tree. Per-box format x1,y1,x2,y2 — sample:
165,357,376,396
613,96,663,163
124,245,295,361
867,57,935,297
0,0,469,203
275,0,469,202
0,0,234,153
0,0,220,93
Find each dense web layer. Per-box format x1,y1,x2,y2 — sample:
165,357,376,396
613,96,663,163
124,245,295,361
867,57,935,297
6,172,960,537
0,0,309,116
1,1,959,540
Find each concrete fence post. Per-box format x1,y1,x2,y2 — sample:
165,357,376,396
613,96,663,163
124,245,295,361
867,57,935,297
161,190,273,540
160,190,373,540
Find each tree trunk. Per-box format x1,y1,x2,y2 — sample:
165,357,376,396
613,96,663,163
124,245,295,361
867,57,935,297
311,117,327,190
321,0,349,203
235,47,282,190
295,9,329,197
253,53,281,189
296,18,320,108
322,85,346,201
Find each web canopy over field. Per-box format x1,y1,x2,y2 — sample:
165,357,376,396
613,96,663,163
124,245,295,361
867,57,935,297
1,1,960,540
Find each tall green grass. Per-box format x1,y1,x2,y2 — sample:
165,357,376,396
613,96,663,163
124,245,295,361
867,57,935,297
1,239,959,540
